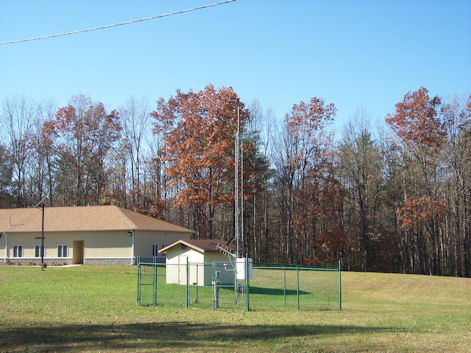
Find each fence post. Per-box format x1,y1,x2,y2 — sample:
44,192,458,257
283,266,286,307
136,263,141,306
338,260,342,311
212,262,215,310
195,263,199,303
153,263,157,306
296,265,300,310
212,262,219,310
245,253,249,311
234,259,238,305
152,256,157,306
186,258,189,308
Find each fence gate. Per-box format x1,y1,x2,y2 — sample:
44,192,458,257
136,262,157,306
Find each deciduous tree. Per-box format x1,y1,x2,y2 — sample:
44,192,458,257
48,95,121,205
151,84,249,239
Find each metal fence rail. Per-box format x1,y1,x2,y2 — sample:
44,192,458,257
137,257,341,311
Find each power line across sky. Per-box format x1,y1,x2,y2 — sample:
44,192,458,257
0,0,236,45
0,0,469,129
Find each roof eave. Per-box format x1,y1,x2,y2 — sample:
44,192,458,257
1,227,195,233
159,239,206,254
135,228,195,233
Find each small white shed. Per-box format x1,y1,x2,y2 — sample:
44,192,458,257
159,239,235,286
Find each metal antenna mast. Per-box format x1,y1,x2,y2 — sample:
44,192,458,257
240,138,244,257
233,107,240,305
235,107,240,259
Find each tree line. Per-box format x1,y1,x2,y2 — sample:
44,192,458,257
1,85,470,277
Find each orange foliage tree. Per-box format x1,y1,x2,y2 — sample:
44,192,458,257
386,88,448,274
151,84,250,239
396,196,448,231
386,87,444,148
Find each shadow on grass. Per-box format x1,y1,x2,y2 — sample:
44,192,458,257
0,321,398,352
186,285,311,296
248,286,310,296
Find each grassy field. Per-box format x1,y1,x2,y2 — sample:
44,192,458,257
1,265,470,352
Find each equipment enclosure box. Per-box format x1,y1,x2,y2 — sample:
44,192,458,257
236,257,253,280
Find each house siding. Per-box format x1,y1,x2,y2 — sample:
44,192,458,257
2,230,192,266
4,257,132,265
3,230,131,263
134,231,191,263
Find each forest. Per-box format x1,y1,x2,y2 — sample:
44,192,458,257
1,85,470,277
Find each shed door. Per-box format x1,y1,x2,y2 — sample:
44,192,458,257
178,256,188,285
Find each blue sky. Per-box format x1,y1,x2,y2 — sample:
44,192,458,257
1,0,470,132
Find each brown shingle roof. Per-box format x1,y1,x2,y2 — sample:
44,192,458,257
159,239,235,254
117,207,193,233
0,205,193,233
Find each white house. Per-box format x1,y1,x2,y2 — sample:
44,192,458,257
1,205,193,265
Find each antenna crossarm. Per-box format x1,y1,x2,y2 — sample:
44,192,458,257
216,244,236,258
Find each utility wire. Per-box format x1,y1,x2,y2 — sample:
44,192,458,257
0,0,237,45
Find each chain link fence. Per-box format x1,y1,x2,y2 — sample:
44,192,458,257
137,257,341,311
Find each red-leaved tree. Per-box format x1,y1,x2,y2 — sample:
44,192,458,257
151,84,249,239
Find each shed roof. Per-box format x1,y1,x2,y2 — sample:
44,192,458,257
159,239,235,254
0,205,193,233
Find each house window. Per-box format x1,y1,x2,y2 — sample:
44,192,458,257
35,245,45,258
58,245,68,258
13,245,23,258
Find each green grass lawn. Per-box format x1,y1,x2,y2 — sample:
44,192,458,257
1,265,470,352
